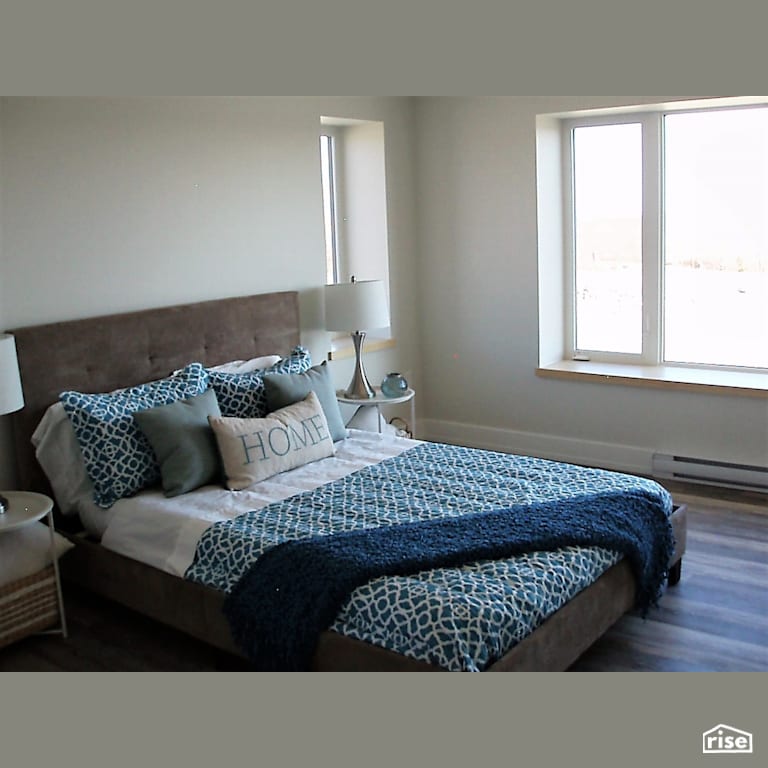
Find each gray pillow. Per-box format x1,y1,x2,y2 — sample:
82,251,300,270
263,361,348,442
133,387,222,497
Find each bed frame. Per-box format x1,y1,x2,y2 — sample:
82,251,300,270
9,291,686,671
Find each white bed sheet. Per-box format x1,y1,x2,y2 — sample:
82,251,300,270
98,429,418,579
78,503,116,539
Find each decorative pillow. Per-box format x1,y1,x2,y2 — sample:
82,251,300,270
0,523,75,588
60,363,210,508
31,402,94,516
263,361,347,442
207,346,312,419
209,391,335,490
133,387,222,497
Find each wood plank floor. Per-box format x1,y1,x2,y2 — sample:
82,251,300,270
571,492,768,671
1,483,766,672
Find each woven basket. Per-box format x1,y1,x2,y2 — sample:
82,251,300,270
0,565,59,649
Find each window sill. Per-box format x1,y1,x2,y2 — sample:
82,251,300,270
327,335,396,362
536,360,768,398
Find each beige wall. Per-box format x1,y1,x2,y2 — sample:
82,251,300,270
0,96,419,486
414,96,768,473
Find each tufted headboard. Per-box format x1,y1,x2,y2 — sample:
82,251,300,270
9,291,300,499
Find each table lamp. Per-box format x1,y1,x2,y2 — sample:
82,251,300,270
324,277,390,399
0,333,24,513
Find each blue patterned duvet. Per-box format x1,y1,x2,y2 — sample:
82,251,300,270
185,442,673,671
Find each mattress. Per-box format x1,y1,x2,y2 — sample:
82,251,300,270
96,430,674,671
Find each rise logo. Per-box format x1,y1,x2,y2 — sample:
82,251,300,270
702,724,754,755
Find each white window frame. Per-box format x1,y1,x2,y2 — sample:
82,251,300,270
562,104,768,375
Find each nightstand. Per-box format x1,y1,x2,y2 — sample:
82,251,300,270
0,491,68,647
336,387,416,436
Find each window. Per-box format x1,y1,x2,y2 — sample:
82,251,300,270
318,117,390,290
319,133,340,284
572,121,643,356
564,104,768,372
319,116,394,360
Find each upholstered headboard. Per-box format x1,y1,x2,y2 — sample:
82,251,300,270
9,291,300,498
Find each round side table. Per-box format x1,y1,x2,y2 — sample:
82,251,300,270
336,387,416,436
0,491,68,640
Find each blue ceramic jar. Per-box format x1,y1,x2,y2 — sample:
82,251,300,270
381,372,408,398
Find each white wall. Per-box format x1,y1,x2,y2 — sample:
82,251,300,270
342,121,390,290
2,95,765,489
414,96,768,474
0,96,420,486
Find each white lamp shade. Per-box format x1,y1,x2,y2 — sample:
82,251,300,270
324,279,390,332
0,334,24,415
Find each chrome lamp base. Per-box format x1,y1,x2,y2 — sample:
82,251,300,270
343,331,376,399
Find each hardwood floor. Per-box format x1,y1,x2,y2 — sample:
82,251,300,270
571,492,768,671
1,482,766,672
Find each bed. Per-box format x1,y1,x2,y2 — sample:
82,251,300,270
9,291,686,671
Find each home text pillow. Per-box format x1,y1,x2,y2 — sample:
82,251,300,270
0,523,75,588
60,363,210,508
133,387,222,497
31,402,94,516
207,346,312,419
263,360,347,442
209,391,334,490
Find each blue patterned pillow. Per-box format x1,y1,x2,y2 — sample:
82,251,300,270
207,346,312,419
60,363,210,508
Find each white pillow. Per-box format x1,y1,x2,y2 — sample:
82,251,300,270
31,402,94,516
207,355,283,374
0,522,74,587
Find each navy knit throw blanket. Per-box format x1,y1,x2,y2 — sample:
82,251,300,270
223,489,674,671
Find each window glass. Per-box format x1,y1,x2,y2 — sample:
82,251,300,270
320,134,339,285
663,108,768,368
573,123,643,354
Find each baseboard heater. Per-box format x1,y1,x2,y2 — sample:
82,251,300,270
652,453,768,493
